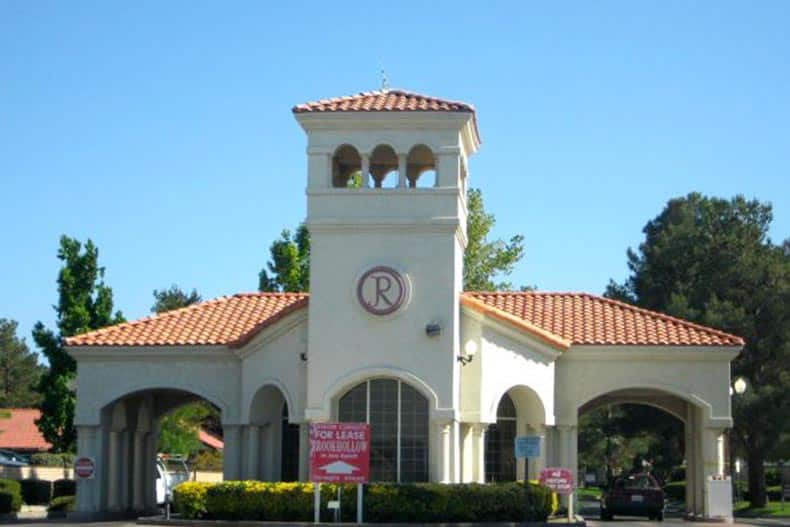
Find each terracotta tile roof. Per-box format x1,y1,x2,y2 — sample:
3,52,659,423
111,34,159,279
0,409,51,451
66,291,743,350
198,429,224,450
65,293,308,348
462,292,744,349
293,89,475,114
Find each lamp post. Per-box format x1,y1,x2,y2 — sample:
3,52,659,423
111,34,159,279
730,377,747,505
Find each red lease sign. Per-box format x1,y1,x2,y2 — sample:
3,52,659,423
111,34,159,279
540,468,574,495
74,456,95,479
310,423,370,483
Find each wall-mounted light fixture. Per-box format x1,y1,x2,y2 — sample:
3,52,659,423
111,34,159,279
425,323,441,337
458,340,478,366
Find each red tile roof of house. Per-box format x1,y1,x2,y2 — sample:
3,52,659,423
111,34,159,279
462,292,744,349
66,291,743,350
198,429,223,450
0,409,51,451
65,293,308,348
293,89,476,114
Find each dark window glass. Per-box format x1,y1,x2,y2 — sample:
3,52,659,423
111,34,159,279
485,393,517,482
399,382,429,482
338,379,429,483
280,403,300,481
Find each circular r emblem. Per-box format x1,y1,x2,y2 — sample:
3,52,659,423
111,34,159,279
356,266,408,316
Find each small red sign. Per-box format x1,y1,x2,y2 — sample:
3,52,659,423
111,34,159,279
310,423,370,483
74,456,95,479
540,467,574,495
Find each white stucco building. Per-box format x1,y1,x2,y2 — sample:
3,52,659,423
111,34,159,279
67,89,743,520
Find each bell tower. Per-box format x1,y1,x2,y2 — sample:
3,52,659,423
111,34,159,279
294,89,480,479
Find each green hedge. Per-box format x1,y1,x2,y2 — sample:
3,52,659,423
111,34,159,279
20,479,52,505
174,481,556,522
52,479,76,499
48,495,75,513
0,479,22,514
28,453,75,467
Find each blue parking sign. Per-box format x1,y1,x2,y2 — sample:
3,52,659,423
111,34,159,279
514,436,541,459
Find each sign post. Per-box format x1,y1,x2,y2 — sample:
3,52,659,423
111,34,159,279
515,436,541,521
310,423,371,524
540,468,575,523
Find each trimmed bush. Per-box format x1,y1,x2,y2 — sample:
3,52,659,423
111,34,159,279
52,479,76,499
20,479,52,505
0,479,21,495
174,481,555,522
48,495,75,513
28,453,75,467
173,482,211,518
0,481,22,514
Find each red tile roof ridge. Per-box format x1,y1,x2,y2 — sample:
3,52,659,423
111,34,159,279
293,88,476,113
463,291,744,346
65,293,310,347
576,292,745,346
64,295,235,345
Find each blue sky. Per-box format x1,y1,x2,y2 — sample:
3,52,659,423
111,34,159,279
2,1,788,359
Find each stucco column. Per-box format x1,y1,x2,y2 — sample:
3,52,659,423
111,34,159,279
298,423,310,481
244,425,260,480
75,425,99,513
223,425,242,481
360,154,370,188
474,424,487,483
132,431,147,510
460,424,474,482
684,405,696,517
440,422,452,483
144,425,159,510
436,151,460,187
107,430,122,511
397,153,408,188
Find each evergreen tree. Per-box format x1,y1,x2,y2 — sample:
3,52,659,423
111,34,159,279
33,236,124,452
606,193,790,506
0,319,45,407
152,285,202,314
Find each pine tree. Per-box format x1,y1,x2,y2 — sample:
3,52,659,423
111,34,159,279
0,319,45,407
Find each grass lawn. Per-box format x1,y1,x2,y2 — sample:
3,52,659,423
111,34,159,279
735,500,790,518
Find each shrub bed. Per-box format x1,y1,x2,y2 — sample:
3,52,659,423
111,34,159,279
174,481,555,522
48,495,75,513
52,479,76,499
0,479,22,514
28,453,75,467
20,479,52,505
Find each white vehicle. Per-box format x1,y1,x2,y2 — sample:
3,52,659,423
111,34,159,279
155,455,191,505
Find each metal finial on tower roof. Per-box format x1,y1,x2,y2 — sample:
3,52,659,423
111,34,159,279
380,67,390,91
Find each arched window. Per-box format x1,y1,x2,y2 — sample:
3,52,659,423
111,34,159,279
369,144,399,188
332,144,364,188
338,379,429,482
280,403,300,481
485,393,517,482
407,145,436,188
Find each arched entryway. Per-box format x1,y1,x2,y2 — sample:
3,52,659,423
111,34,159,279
247,384,300,482
576,388,727,519
484,385,547,482
86,388,224,513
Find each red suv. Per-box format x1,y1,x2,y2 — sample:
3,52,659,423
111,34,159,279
600,473,665,521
